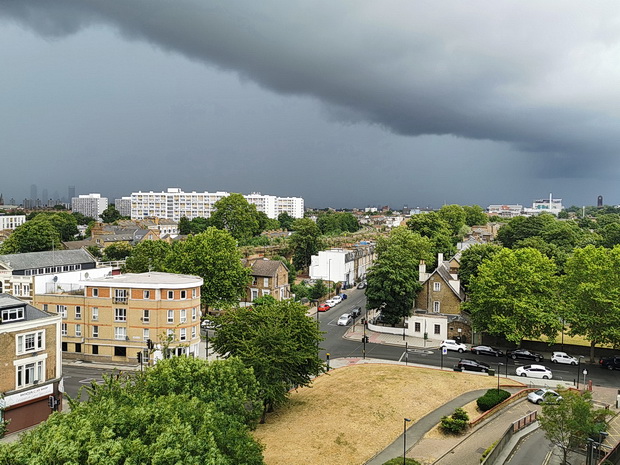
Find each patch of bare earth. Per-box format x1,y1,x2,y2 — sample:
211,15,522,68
253,364,500,465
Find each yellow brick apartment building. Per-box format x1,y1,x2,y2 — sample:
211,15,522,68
33,272,203,365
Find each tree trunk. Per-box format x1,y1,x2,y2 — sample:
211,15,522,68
260,401,268,424
590,340,596,364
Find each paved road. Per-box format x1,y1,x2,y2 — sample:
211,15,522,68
62,364,125,400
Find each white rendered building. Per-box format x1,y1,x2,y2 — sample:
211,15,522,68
71,194,108,220
0,215,26,230
130,188,304,221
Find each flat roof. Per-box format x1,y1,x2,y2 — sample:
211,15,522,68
84,272,203,289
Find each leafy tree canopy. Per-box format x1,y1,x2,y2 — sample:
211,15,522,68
495,214,556,248
458,243,503,292
406,212,456,262
289,218,323,270
211,299,324,423
463,247,561,344
316,211,360,235
438,204,467,237
211,193,260,242
277,212,295,230
101,241,133,261
100,204,125,223
0,217,61,253
124,239,172,273
463,205,488,227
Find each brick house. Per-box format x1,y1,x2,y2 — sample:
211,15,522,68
0,294,63,434
242,258,290,305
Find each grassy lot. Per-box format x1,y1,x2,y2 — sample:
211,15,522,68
253,364,505,465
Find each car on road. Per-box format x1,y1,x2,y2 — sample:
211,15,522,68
599,356,620,370
470,345,504,357
339,293,347,300
457,359,490,373
318,304,331,312
357,281,367,289
551,352,578,365
527,388,562,404
516,364,553,379
325,299,338,307
350,306,362,318
337,314,353,326
201,319,217,330
331,295,343,305
441,339,467,353
506,348,544,362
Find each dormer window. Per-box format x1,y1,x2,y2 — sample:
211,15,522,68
1,306,25,322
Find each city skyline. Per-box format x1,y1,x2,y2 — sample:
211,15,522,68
2,2,620,208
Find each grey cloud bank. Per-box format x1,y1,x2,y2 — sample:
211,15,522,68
1,1,619,208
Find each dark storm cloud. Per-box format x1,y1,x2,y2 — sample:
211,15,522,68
2,0,620,179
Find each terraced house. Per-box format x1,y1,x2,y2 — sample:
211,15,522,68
33,272,203,365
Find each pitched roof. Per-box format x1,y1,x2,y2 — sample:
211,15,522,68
0,293,54,322
0,249,96,271
247,259,285,277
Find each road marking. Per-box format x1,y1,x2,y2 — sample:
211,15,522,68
78,377,103,385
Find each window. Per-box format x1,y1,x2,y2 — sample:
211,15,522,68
75,324,82,337
92,307,99,321
62,342,68,351
143,290,150,299
57,305,67,318
192,288,197,298
180,309,187,323
16,330,44,354
251,289,259,300
142,309,150,323
263,278,269,287
61,323,68,336
23,284,30,295
1,307,24,322
143,328,150,340
180,290,186,299
75,343,82,353
192,307,197,321
43,304,48,312
75,306,82,319
191,326,196,339
114,289,128,304
114,346,127,357
92,326,99,338
167,328,174,339
167,310,174,323
252,277,258,286
414,322,421,332
262,289,271,296
92,288,98,297
433,301,440,313
180,328,187,341
92,344,99,355
168,291,174,299
16,360,44,388
434,324,441,335
114,327,127,340
433,282,441,292
115,308,127,322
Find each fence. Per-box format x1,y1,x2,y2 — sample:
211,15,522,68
481,411,538,465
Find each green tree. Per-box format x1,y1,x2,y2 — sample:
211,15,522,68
366,227,432,325
598,222,620,248
211,193,260,241
463,247,561,344
0,217,61,253
124,240,172,273
309,279,328,299
211,299,324,423
178,216,191,235
458,243,503,292
71,211,96,226
463,205,488,226
189,216,213,234
495,214,556,248
101,242,133,261
165,227,251,311
256,211,280,233
539,388,611,465
406,212,455,261
18,212,79,242
289,218,323,270
438,204,467,237
100,205,124,223
562,245,620,361
277,212,295,230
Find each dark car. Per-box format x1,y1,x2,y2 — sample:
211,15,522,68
470,345,504,357
506,348,543,362
599,356,620,370
457,359,490,373
340,293,348,300
350,306,362,318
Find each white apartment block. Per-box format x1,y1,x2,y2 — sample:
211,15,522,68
71,194,108,220
487,204,524,218
130,188,304,221
529,194,563,216
0,215,26,230
114,197,132,217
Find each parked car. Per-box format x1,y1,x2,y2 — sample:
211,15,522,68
201,319,216,330
516,364,553,379
441,339,467,353
350,306,362,318
599,356,620,370
325,299,338,307
318,304,331,312
527,389,562,405
357,281,367,289
506,348,544,362
339,293,348,300
337,314,353,326
457,359,490,373
551,352,578,365
331,295,343,305
373,312,389,324
470,345,504,357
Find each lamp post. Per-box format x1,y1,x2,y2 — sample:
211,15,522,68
311,299,320,353
582,368,588,388
497,363,503,393
577,356,584,389
328,259,333,298
403,417,412,465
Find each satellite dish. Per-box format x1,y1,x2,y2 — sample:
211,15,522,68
53,276,58,283
84,272,90,279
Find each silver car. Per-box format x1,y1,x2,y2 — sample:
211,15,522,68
527,388,562,404
337,314,353,326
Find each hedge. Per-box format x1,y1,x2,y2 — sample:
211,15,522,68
477,389,511,412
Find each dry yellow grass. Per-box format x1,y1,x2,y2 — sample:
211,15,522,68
253,364,505,465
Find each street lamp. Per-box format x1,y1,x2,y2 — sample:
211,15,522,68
582,368,588,388
403,417,412,465
497,363,503,393
328,259,332,298
577,355,584,389
311,299,320,352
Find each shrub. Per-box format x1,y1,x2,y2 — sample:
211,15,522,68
440,407,470,435
382,458,421,465
477,389,511,412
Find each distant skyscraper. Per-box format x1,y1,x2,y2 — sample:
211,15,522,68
68,186,76,203
598,195,603,208
30,184,37,203
42,189,48,206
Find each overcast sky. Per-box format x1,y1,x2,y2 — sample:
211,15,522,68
1,1,619,209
